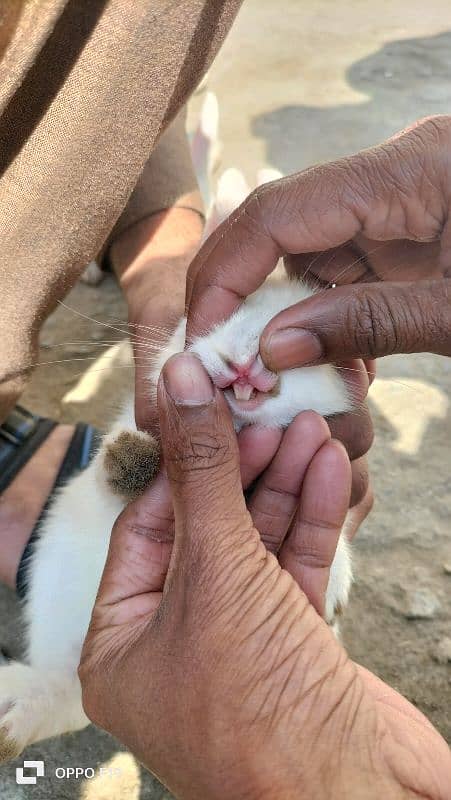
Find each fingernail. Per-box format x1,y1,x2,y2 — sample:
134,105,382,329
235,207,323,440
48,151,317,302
264,328,323,370
163,353,214,405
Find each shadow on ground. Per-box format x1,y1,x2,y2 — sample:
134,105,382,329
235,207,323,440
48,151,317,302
252,31,451,172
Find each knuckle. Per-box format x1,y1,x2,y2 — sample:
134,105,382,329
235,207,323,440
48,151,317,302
289,520,339,569
168,428,234,481
261,529,284,554
241,187,265,228
243,184,279,243
117,505,174,543
332,155,383,222
429,280,451,353
346,289,400,358
289,542,332,570
250,175,299,236
413,115,451,148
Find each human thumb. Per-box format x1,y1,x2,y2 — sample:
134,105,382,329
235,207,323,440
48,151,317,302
261,279,451,370
157,352,255,577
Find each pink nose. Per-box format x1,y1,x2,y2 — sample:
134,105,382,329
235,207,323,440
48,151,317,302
222,356,278,400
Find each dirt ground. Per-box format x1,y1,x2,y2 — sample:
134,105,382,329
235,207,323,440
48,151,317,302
1,1,450,797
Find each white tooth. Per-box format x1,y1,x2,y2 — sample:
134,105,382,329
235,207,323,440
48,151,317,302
233,383,253,401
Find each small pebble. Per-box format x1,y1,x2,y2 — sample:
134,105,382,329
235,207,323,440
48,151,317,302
403,588,441,620
443,564,451,575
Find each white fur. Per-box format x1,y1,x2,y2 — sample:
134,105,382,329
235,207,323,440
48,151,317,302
0,113,353,758
189,279,352,427
189,90,220,213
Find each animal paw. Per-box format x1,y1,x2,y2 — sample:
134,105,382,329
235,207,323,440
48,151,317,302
103,429,161,501
325,534,353,634
0,664,39,762
0,663,87,761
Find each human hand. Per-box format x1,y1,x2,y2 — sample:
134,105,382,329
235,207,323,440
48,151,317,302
112,202,372,516
186,117,451,369
110,203,371,521
79,353,451,800
110,206,204,432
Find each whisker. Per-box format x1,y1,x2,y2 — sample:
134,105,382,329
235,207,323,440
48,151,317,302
44,340,161,351
28,353,155,369
102,312,177,336
68,366,158,381
124,321,176,334
298,241,386,289
333,365,425,394
362,256,414,283
56,301,160,346
299,251,325,284
326,240,392,286
40,340,126,349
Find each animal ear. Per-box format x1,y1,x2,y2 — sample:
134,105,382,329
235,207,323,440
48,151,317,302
202,167,251,243
256,167,284,186
215,167,250,221
190,91,221,211
199,89,219,143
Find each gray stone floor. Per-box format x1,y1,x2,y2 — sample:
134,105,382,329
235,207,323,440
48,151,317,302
2,1,451,797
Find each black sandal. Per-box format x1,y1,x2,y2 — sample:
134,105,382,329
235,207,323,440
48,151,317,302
0,406,102,598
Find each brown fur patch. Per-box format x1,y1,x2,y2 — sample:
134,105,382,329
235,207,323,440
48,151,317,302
0,727,21,762
333,601,344,618
103,431,161,501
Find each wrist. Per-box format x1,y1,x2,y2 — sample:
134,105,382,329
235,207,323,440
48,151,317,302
124,251,190,326
110,206,203,315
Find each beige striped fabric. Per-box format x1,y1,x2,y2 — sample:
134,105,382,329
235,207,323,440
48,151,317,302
0,0,241,420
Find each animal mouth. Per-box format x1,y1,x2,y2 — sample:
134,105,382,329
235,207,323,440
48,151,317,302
231,382,257,402
214,355,279,412
225,379,279,412
225,387,265,411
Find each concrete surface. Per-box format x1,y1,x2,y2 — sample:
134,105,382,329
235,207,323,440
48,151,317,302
1,1,451,797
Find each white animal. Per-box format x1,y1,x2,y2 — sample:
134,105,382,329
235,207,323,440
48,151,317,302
0,99,354,761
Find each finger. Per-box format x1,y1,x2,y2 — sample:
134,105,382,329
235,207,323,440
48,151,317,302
238,424,283,489
96,471,174,619
327,404,374,463
185,195,281,338
279,440,351,617
158,352,253,571
261,279,451,369
185,212,235,313
345,481,374,541
248,411,330,553
354,233,444,282
186,118,451,340
134,361,160,435
349,456,370,510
